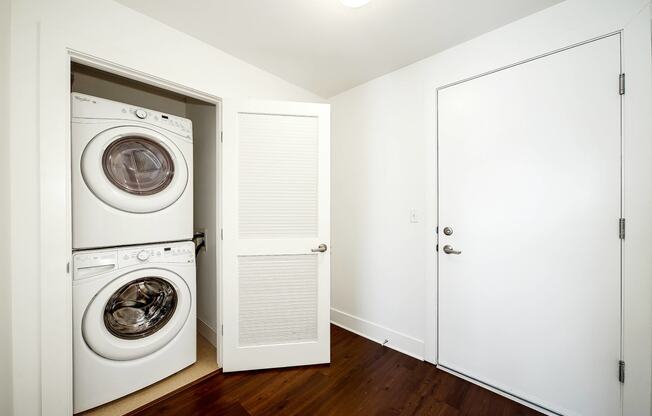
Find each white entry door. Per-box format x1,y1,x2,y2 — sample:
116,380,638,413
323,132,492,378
222,99,330,372
438,35,622,415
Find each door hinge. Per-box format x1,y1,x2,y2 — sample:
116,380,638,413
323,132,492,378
619,218,625,240
220,131,223,143
619,360,625,383
221,228,224,240
221,325,224,335
619,73,625,95
66,262,70,273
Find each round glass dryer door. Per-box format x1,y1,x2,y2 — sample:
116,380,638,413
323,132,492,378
81,126,188,213
102,137,175,197
82,269,191,361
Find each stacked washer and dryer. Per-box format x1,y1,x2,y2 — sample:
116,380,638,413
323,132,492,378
71,93,197,412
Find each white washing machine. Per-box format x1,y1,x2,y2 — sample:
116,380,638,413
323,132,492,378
73,241,196,413
71,93,193,249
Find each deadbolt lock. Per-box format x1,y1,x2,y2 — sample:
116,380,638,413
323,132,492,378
443,227,453,236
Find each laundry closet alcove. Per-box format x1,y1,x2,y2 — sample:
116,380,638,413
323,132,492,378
67,58,330,415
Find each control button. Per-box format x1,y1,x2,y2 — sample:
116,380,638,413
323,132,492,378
135,109,147,119
137,250,150,261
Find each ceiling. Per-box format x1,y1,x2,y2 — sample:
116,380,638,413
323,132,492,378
116,0,563,98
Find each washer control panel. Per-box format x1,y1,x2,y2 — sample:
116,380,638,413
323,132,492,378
71,92,193,140
73,241,194,281
118,242,194,268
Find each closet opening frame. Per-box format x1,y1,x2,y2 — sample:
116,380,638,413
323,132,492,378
59,48,224,414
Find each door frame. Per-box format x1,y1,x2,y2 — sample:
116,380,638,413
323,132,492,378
431,21,652,416
38,38,224,414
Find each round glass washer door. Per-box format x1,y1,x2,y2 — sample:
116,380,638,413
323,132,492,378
82,268,191,361
81,126,188,213
103,277,177,340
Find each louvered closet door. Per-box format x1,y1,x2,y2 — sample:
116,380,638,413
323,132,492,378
222,99,330,372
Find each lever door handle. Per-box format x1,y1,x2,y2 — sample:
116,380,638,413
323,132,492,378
311,244,328,253
442,245,461,255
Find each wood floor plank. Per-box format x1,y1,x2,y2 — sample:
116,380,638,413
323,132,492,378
130,325,543,416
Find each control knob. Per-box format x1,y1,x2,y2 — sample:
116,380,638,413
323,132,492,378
137,250,150,261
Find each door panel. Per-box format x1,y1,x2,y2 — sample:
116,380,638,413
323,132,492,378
438,35,621,415
238,255,318,347
238,113,319,239
222,99,330,372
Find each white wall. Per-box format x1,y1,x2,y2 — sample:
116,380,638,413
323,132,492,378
329,0,652,413
9,0,321,414
188,99,220,348
330,64,428,358
0,0,13,414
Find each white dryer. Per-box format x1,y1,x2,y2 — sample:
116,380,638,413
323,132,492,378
71,93,193,249
73,241,196,413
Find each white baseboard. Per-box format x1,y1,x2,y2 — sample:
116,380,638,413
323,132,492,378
197,318,217,348
330,307,424,360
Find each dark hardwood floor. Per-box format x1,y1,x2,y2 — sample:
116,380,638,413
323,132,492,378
130,325,542,416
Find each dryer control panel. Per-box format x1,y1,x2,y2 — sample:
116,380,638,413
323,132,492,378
71,92,193,140
73,241,195,281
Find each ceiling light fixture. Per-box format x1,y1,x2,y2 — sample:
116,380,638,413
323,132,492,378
339,0,371,8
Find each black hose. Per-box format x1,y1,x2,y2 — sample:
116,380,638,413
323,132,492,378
193,231,206,257
195,240,206,257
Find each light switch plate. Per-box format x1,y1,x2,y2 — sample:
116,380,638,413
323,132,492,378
410,208,419,223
